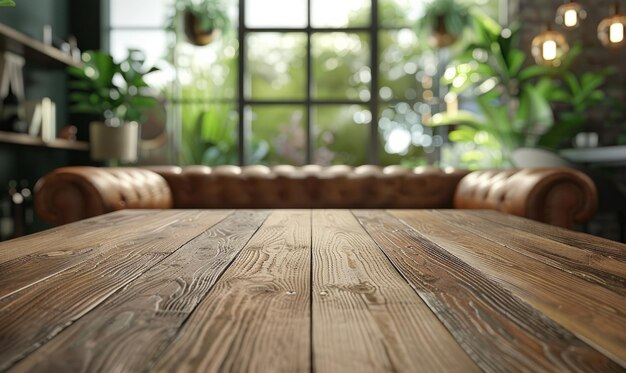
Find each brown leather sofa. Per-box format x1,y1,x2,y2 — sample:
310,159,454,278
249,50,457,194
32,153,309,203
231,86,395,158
34,165,598,229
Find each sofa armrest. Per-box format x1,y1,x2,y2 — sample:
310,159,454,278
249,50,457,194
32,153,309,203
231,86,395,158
35,167,173,225
453,168,597,228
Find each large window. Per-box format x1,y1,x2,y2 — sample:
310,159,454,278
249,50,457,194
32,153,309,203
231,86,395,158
107,0,499,166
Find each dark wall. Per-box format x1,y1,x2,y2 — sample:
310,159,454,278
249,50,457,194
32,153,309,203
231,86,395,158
516,0,626,146
0,0,70,136
0,0,100,236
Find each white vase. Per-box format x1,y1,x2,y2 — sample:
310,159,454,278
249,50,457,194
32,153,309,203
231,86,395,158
89,121,139,163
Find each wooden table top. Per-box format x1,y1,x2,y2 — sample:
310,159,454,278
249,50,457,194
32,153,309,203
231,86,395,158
1,209,625,372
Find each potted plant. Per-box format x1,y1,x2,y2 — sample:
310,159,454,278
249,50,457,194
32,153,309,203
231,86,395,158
169,0,231,46
416,0,473,47
68,49,159,163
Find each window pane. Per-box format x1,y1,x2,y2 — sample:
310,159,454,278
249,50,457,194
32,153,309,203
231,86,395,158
246,105,306,165
246,33,307,100
179,102,239,165
313,105,369,166
379,29,436,101
177,37,239,100
110,30,174,89
379,103,434,166
110,30,168,67
379,0,423,27
312,33,370,101
245,0,307,28
110,0,174,27
311,0,370,28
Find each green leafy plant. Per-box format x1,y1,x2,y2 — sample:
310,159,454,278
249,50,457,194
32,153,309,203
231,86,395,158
416,0,474,47
429,19,556,167
0,0,15,6
537,50,613,149
430,16,613,168
183,108,268,165
167,0,231,45
68,49,159,124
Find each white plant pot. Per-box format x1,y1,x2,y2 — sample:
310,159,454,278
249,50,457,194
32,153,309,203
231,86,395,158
89,121,139,163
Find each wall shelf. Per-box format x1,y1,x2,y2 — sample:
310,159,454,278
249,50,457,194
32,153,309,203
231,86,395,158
0,23,81,68
560,146,626,167
0,131,88,151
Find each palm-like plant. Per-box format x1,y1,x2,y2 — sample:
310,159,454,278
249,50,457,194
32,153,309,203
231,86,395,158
0,0,16,6
428,17,609,167
430,19,553,166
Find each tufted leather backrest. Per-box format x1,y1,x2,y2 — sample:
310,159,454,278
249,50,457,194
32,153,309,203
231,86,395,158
34,165,598,228
34,167,174,225
454,168,597,228
144,165,470,209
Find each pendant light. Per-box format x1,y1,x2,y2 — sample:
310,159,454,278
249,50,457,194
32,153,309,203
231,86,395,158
598,2,626,48
531,26,570,66
555,1,587,28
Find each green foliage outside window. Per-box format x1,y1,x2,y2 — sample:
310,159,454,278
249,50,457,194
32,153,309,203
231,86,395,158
173,0,502,167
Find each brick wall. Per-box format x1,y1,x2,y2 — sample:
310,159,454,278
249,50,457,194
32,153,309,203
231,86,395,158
516,0,626,146
515,1,626,242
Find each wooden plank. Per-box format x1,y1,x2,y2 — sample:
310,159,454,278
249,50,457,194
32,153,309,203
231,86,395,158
354,210,624,372
0,210,187,301
391,210,626,368
473,210,626,261
310,210,479,373
150,210,310,373
435,210,626,296
10,210,269,373
0,210,230,371
0,209,156,263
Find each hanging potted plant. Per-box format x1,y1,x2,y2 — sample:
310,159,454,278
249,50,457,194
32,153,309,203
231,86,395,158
68,49,159,163
169,0,231,46
416,0,473,48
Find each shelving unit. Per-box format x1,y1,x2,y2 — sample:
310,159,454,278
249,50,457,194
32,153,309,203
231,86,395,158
0,8,94,242
0,23,81,68
0,24,89,153
0,131,88,151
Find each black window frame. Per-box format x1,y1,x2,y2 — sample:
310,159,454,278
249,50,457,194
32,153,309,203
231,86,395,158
107,0,440,166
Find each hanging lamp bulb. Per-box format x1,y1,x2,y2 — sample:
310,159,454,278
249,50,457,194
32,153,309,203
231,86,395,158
531,25,570,66
598,2,626,48
555,1,587,28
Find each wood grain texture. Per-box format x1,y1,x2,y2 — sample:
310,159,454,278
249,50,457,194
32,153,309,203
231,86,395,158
0,210,230,371
473,210,626,261
354,210,624,372
435,210,626,296
391,210,626,368
151,210,311,373
0,210,154,263
0,210,184,301
10,210,267,373
2,208,625,372
311,210,479,373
